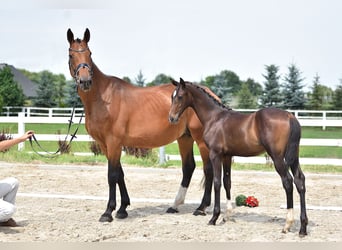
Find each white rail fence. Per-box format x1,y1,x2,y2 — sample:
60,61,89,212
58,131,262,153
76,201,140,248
1,107,342,165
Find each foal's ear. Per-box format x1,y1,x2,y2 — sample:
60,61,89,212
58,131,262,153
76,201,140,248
179,78,186,87
67,28,74,44
170,78,179,86
83,28,90,43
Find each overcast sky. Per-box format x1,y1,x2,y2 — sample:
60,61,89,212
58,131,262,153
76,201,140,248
1,0,341,90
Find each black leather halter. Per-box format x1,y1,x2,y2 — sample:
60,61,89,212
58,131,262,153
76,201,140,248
68,47,93,79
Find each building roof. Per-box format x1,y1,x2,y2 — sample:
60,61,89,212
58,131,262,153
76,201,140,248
0,63,37,98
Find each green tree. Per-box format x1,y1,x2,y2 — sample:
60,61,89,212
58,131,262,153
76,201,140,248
122,76,133,84
307,74,333,110
332,80,342,110
33,70,57,107
0,65,25,107
134,70,146,87
260,64,282,108
282,63,306,109
65,80,83,107
54,74,67,107
242,78,263,96
147,73,172,86
201,70,241,105
237,82,258,108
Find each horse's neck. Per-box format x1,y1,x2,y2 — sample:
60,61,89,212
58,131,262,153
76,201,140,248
189,85,223,126
78,63,114,113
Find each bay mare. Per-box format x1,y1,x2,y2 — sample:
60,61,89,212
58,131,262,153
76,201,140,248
67,29,216,222
168,78,308,237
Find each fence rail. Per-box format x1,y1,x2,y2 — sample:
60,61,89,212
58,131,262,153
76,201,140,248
1,107,342,165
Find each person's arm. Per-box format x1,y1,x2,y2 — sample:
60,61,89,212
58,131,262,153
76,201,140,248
0,131,34,151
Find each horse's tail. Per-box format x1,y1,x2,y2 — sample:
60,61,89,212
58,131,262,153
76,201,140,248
285,114,301,171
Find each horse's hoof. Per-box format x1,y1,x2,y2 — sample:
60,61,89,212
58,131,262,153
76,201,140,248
299,231,307,237
208,220,216,226
193,210,206,216
166,207,179,213
99,214,113,222
115,211,128,219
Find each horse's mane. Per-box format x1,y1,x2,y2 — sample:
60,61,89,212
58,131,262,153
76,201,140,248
185,81,232,111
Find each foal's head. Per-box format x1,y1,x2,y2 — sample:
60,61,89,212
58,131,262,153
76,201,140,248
169,78,191,124
67,28,93,91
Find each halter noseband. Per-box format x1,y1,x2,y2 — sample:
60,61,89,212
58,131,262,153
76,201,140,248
68,47,93,80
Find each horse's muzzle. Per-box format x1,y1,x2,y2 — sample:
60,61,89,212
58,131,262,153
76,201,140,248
78,79,92,91
168,115,179,124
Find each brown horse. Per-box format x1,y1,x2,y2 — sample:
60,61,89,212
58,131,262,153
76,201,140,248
66,28,216,222
169,78,308,237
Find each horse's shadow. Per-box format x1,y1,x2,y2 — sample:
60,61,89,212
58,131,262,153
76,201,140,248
120,204,315,232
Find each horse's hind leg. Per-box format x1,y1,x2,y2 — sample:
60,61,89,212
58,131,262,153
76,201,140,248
167,134,196,213
273,157,295,234
290,162,308,237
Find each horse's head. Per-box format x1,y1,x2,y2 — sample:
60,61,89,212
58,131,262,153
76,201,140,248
67,28,93,91
169,78,191,124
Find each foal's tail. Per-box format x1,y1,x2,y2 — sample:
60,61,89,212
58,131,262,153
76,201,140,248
284,114,301,170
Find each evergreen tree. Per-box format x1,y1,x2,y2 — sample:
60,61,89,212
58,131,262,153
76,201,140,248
237,82,258,108
282,63,306,109
260,64,282,108
33,70,57,107
0,65,25,107
308,74,323,109
332,80,342,110
134,70,146,87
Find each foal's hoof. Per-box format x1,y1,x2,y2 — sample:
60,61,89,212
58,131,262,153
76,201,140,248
115,211,128,219
166,207,179,213
99,214,113,222
299,231,308,238
193,210,206,216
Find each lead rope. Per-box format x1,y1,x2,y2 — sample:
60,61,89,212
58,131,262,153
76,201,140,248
29,86,84,158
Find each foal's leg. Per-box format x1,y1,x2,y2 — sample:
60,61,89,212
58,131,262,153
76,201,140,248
167,134,196,213
222,156,233,222
208,151,222,225
193,142,213,216
273,157,295,233
290,163,308,236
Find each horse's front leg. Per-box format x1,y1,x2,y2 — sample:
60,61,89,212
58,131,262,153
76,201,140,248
208,152,222,225
222,156,233,222
167,135,196,213
99,157,130,222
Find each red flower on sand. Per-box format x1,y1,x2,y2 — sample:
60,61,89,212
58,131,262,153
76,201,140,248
245,196,259,207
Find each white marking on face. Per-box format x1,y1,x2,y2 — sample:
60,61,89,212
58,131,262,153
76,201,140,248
172,89,178,98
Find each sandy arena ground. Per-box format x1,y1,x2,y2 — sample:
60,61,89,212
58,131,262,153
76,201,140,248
0,162,341,242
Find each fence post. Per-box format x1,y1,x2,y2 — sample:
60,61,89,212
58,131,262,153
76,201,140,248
159,146,166,165
18,112,25,151
322,111,326,130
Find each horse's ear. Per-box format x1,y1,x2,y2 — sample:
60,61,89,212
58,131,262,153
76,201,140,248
179,78,186,88
83,28,90,43
170,78,179,86
67,28,74,44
